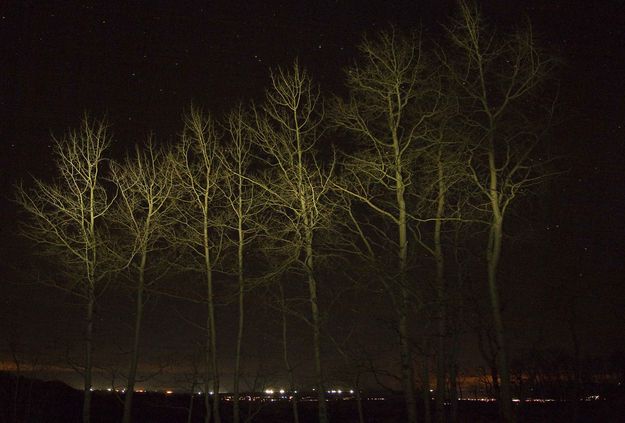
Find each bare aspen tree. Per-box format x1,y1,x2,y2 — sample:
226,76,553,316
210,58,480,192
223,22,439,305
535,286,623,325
250,61,334,423
441,2,558,421
411,121,474,423
332,29,442,423
172,108,225,423
216,105,264,423
15,116,114,423
109,140,175,423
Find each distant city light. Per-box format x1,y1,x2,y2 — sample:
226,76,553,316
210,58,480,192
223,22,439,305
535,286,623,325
165,390,173,395
265,389,274,394
279,389,285,394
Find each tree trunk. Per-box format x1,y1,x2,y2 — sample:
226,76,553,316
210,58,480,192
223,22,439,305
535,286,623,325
421,343,431,423
232,284,244,423
187,393,195,423
306,230,328,423
83,291,95,423
280,283,300,423
434,158,446,423
203,196,221,423
393,119,417,423
233,237,244,423
291,392,300,423
449,362,458,423
355,388,365,423
487,217,514,422
448,322,460,423
449,243,464,423
123,252,147,423
207,270,221,423
10,340,21,423
399,300,418,423
490,363,500,398
204,340,212,423
486,138,514,422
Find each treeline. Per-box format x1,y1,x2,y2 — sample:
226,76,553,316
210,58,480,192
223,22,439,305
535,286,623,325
15,3,559,423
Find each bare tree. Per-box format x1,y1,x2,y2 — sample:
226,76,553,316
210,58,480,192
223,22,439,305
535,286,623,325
249,60,335,423
332,28,443,423
172,108,225,423
15,116,114,423
109,139,176,423
410,116,477,423
217,105,265,423
440,2,558,421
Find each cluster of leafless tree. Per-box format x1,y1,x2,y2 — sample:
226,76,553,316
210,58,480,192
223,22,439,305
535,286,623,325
14,3,559,423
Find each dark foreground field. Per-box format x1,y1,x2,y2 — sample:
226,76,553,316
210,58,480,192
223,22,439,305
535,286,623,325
2,374,624,422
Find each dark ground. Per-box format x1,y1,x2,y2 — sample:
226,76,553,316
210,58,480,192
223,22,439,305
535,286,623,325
1,373,624,422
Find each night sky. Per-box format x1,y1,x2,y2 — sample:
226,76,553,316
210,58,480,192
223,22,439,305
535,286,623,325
1,0,624,391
